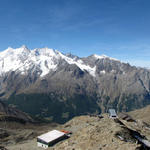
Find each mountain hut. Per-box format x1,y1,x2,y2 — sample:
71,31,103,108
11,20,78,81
108,109,117,119
37,130,68,149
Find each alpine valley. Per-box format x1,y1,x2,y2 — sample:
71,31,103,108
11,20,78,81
0,45,150,123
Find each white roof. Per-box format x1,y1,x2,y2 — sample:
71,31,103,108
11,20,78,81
37,130,65,143
109,109,117,116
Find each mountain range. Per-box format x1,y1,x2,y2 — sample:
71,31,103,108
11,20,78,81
0,45,150,123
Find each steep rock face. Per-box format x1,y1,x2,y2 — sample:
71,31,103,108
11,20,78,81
0,46,150,122
94,60,150,112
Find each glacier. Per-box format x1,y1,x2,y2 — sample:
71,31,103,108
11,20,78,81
0,45,117,77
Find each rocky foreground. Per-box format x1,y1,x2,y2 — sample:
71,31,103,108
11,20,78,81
2,112,150,150
51,114,145,150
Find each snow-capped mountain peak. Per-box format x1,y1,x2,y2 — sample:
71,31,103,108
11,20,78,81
0,46,120,77
0,45,30,57
20,45,28,49
0,46,59,76
92,54,118,61
93,54,108,59
33,47,57,57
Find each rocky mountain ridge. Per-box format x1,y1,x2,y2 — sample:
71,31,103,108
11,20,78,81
0,46,150,123
0,45,115,77
0,100,33,123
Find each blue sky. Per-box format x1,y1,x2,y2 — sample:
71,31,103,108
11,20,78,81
0,0,150,67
